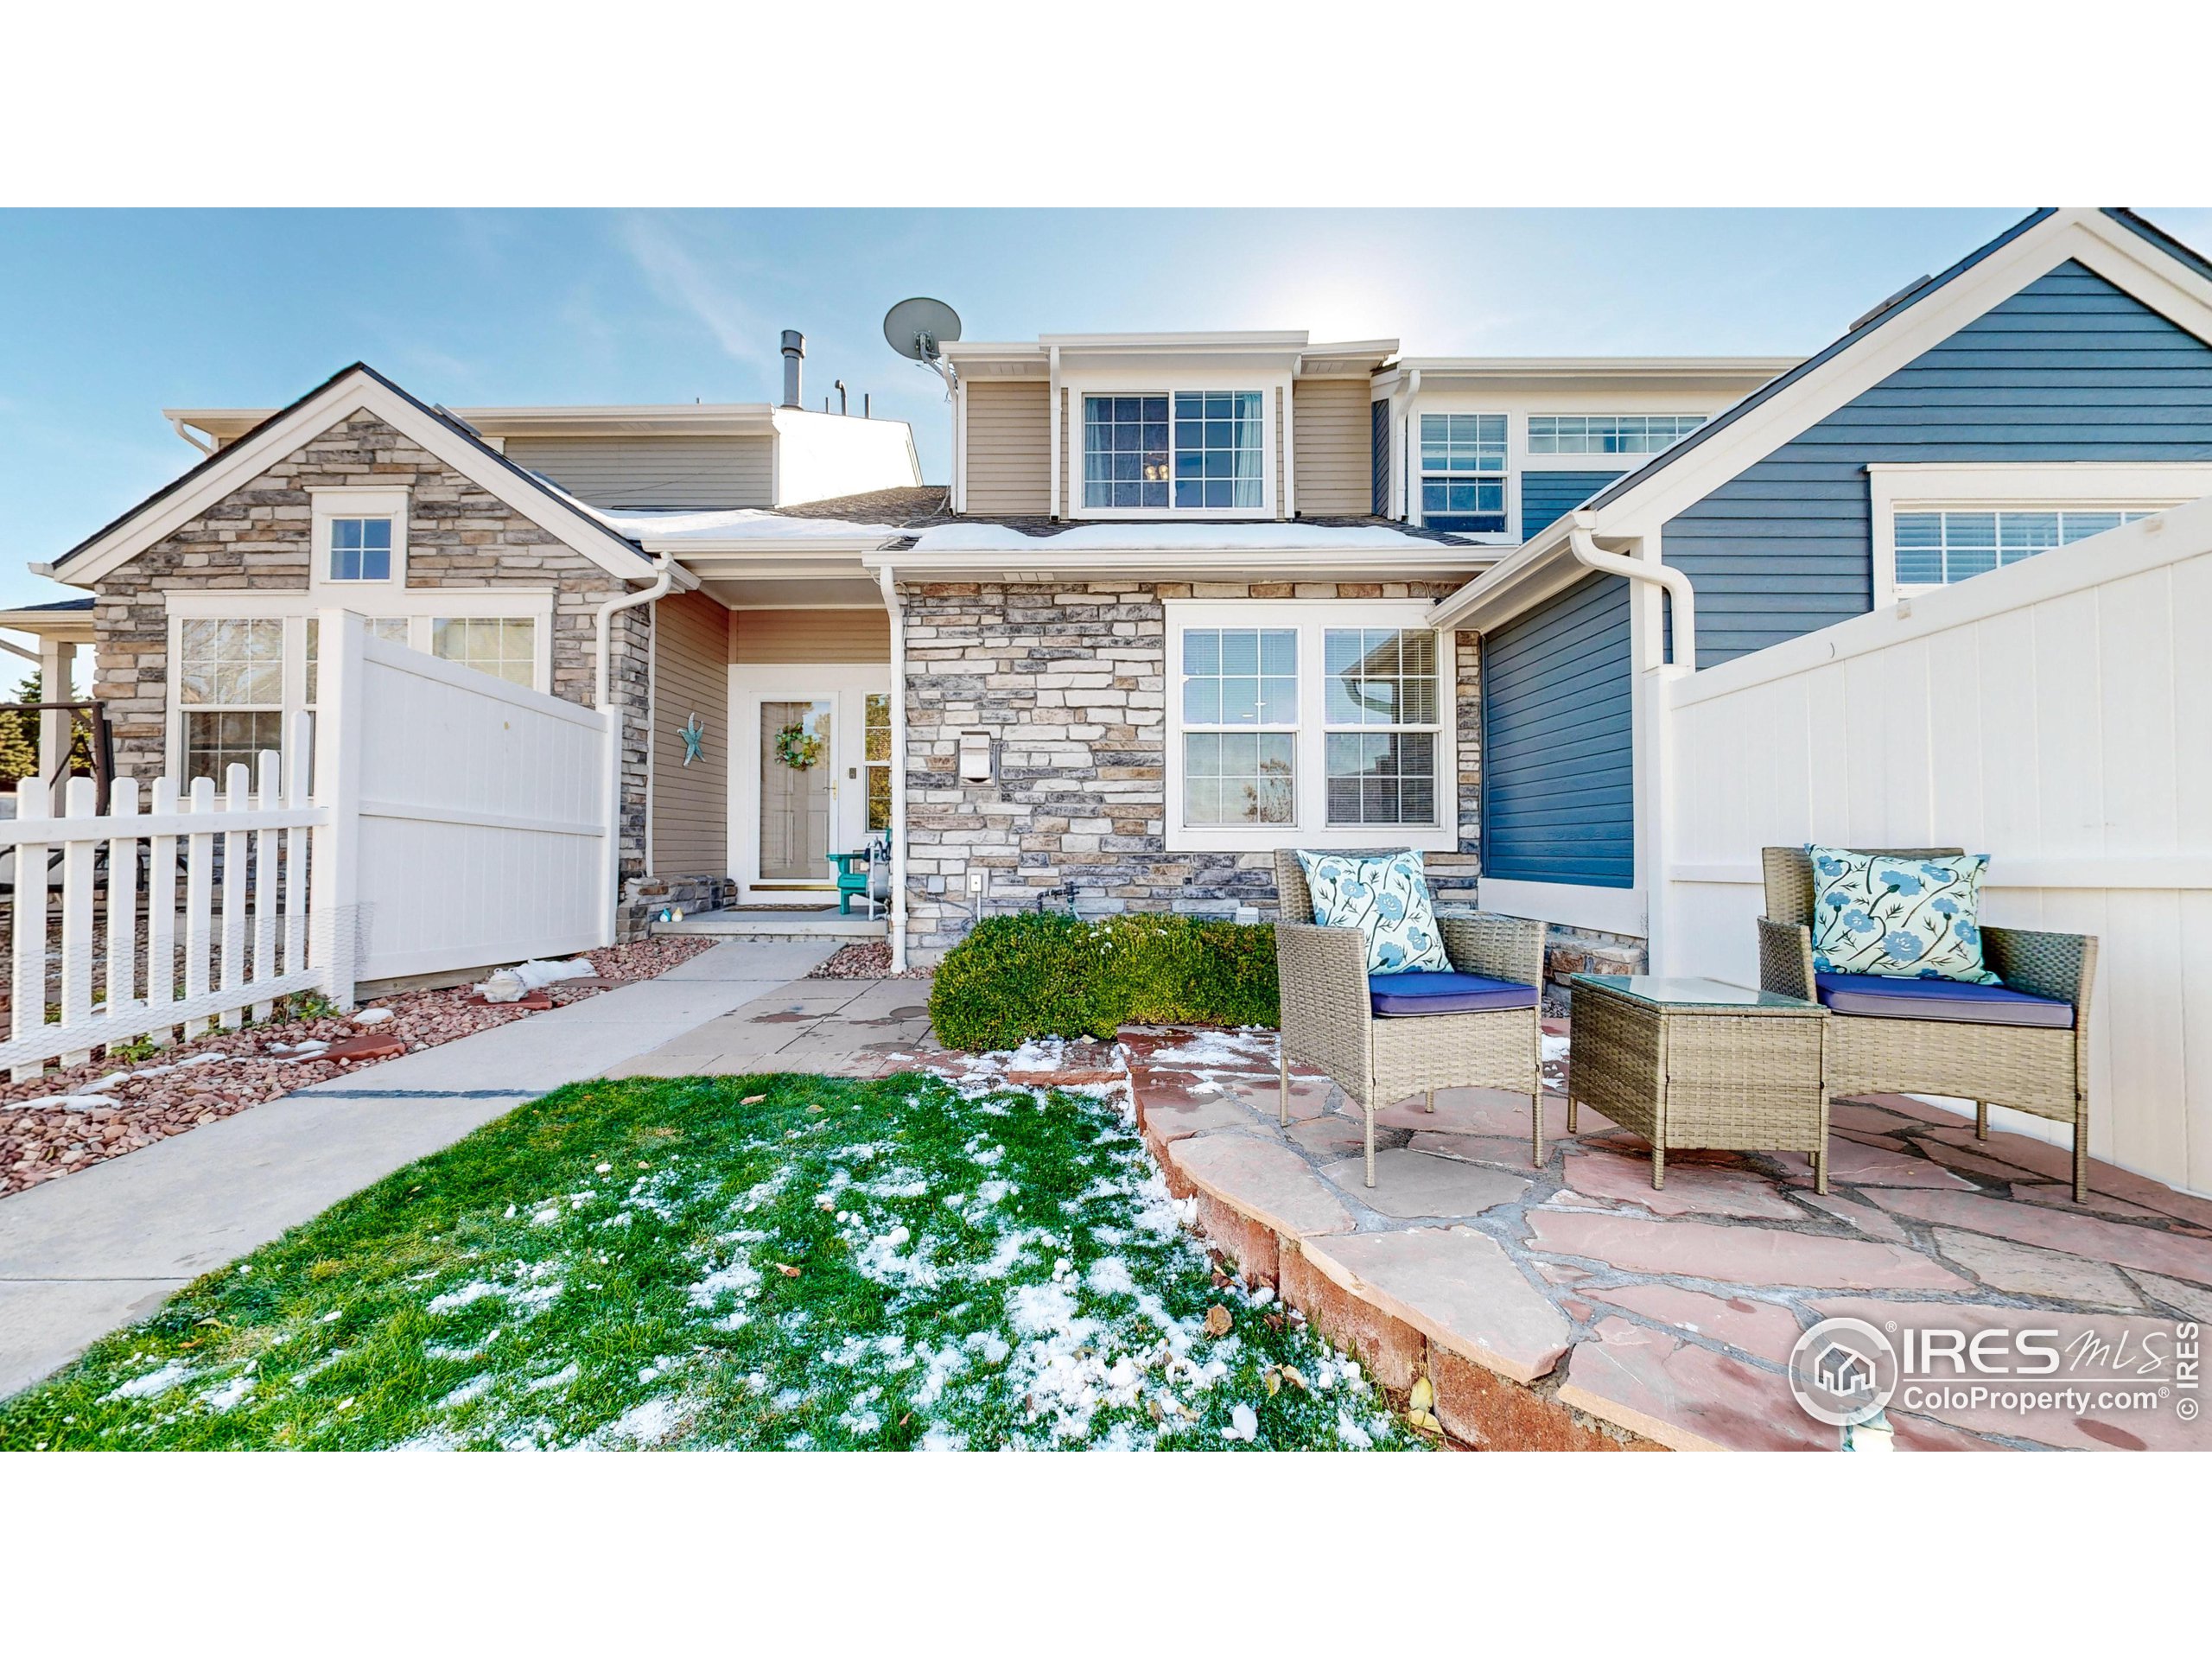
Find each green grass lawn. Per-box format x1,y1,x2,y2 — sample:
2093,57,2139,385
0,1072,1412,1451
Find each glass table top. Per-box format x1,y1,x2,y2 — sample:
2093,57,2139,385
1569,974,1821,1011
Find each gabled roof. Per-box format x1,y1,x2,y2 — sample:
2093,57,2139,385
41,363,658,588
1431,207,2212,632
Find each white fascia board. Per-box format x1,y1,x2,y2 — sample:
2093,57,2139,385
1394,356,1802,380
59,372,657,587
162,404,784,442
1037,330,1310,351
861,544,1492,582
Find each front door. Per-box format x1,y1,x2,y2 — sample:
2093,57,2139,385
732,665,892,903
757,697,835,884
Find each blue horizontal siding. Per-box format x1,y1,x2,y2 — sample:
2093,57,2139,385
1663,261,2212,666
1480,572,1633,888
1519,470,1624,541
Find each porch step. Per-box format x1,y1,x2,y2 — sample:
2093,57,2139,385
650,906,886,940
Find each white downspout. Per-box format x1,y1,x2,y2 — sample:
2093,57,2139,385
1395,368,1421,521
875,563,910,971
1567,512,1693,976
1567,513,1694,673
594,553,677,942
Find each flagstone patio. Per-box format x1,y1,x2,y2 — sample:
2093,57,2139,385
1114,1026,2212,1452
604,981,2212,1452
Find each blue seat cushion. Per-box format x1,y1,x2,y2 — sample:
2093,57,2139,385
1370,970,1538,1018
1814,973,2074,1030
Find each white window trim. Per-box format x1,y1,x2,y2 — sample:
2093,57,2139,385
1415,410,1511,538
162,589,556,777
309,486,410,592
1062,369,1283,521
1163,599,1456,854
1869,463,2212,607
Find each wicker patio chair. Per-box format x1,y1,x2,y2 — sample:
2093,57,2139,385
1274,849,1547,1186
1758,845,2098,1201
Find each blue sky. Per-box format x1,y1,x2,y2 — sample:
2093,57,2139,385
8,206,2210,616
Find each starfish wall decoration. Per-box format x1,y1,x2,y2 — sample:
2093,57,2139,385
680,713,708,766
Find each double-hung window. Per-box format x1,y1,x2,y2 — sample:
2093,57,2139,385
178,619,285,783
1324,628,1439,827
1892,507,2157,588
1083,391,1265,511
1419,413,1507,532
1167,602,1452,850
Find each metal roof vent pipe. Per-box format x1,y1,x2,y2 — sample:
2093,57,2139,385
835,378,848,416
780,330,804,408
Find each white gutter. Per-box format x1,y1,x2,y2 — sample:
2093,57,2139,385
1567,511,1695,673
594,554,677,942
875,563,910,972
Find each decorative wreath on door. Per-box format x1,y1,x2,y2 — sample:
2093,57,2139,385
774,721,824,771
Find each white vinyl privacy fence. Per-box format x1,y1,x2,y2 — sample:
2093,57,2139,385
1661,495,2212,1195
2,611,613,1083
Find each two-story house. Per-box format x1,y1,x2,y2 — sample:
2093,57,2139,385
15,207,2209,990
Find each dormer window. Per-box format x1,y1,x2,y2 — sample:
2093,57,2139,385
1083,391,1265,511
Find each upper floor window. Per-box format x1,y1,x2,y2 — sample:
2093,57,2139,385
1893,507,2156,588
327,516,393,582
1084,391,1264,511
1420,413,1507,532
1528,413,1707,455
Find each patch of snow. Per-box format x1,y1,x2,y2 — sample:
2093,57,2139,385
198,1374,254,1411
428,1281,502,1313
101,1360,194,1402
524,1362,580,1394
687,1256,763,1308
438,1375,493,1410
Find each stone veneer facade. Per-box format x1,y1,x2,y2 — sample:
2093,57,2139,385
86,409,658,902
897,578,1481,960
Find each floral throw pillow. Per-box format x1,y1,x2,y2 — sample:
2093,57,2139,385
1808,846,2000,983
1295,849,1452,976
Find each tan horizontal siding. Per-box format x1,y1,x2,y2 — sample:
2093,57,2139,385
1293,378,1373,516
963,381,1050,514
731,608,890,664
652,589,731,875
504,434,773,508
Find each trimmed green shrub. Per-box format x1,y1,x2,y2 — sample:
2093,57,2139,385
928,912,1279,1052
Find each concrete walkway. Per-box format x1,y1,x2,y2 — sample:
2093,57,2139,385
603,976,938,1079
0,938,832,1396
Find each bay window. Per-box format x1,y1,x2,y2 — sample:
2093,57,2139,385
1419,413,1507,532
1084,391,1265,511
1166,602,1452,851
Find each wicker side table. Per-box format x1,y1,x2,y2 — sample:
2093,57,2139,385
1565,975,1831,1193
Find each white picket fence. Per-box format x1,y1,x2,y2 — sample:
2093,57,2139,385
1660,495,2212,1196
1,609,615,1084
3,715,327,1081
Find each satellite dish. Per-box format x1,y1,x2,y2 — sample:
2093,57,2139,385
883,296,962,362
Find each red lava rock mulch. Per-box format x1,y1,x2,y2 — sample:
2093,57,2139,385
807,940,933,982
0,935,715,1199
